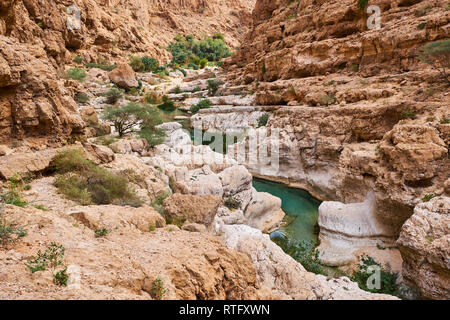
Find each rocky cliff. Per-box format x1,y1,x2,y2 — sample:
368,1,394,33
0,0,255,145
226,0,449,235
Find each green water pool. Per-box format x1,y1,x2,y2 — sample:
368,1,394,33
252,177,322,245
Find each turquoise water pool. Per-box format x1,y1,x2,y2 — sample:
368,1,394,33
252,177,322,245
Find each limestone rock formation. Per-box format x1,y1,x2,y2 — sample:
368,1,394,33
163,193,223,227
0,204,263,300
220,224,398,300
397,196,450,300
225,0,450,239
0,36,84,145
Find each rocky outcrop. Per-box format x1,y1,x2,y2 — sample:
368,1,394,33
220,224,398,300
0,204,264,300
147,124,285,232
0,36,84,145
163,194,223,227
0,0,256,144
223,0,450,236
317,192,394,266
397,196,450,300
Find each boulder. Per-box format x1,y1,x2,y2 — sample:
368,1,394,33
108,63,138,89
163,193,222,226
244,190,285,233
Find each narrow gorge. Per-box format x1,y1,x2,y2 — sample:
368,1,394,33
0,0,448,302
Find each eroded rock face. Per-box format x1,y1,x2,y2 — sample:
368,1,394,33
0,0,256,144
397,196,450,300
0,36,84,145
0,205,264,300
317,193,393,266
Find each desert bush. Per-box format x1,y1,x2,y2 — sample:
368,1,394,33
73,55,84,64
74,92,89,104
257,113,270,128
157,96,176,112
85,62,117,71
273,237,325,275
52,149,142,207
0,212,27,248
26,242,68,286
138,126,166,147
152,276,167,300
94,228,109,238
207,79,220,96
168,34,232,66
1,174,28,208
129,55,145,72
141,56,160,72
190,99,211,114
65,67,86,81
224,197,241,210
104,88,123,104
150,191,170,215
418,40,450,83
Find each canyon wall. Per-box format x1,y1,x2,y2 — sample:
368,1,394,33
0,0,255,145
226,0,450,236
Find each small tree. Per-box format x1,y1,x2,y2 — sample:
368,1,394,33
102,103,163,136
418,40,450,83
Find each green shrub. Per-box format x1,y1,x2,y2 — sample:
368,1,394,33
52,149,142,207
440,116,450,124
74,92,89,104
0,217,27,248
138,127,166,147
422,193,436,202
54,268,69,286
190,99,211,114
85,63,117,71
199,58,208,69
192,86,202,93
104,88,123,104
129,56,145,72
401,109,417,120
26,242,65,273
257,113,270,128
224,197,241,210
174,86,182,94
357,0,369,10
418,40,450,83
26,242,68,286
153,276,167,300
157,96,176,112
73,56,84,64
150,191,170,215
94,228,109,238
207,79,220,96
273,237,325,275
66,68,86,81
1,174,28,208
141,56,160,72
168,34,232,66
351,255,398,295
